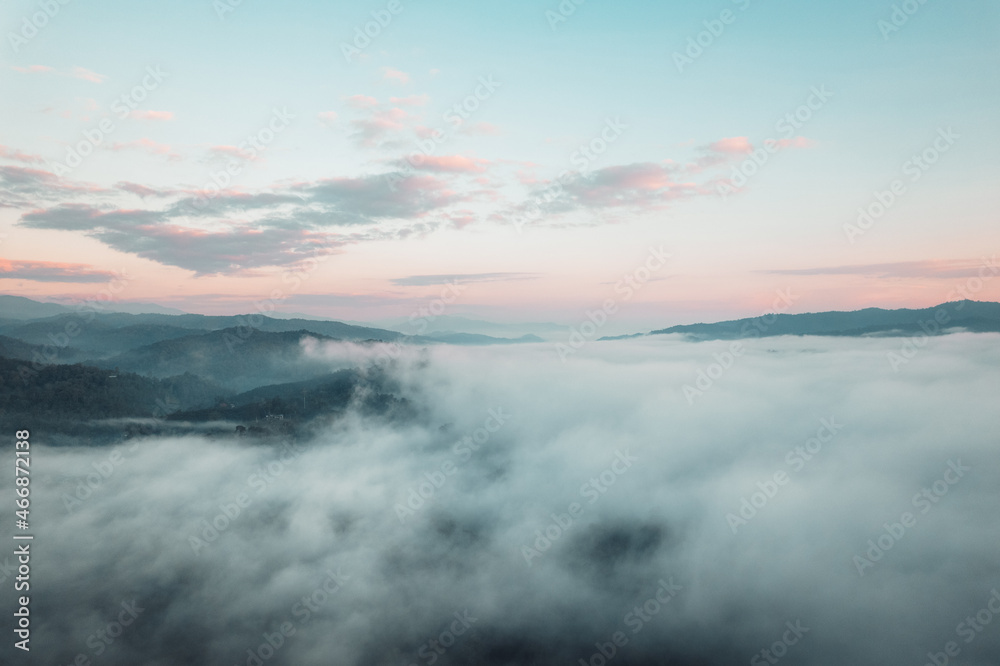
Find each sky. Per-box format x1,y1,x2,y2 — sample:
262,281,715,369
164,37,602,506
0,0,998,329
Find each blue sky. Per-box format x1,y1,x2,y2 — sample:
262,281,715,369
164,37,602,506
1,0,998,328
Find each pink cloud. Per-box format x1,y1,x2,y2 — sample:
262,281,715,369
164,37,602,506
382,67,410,85
389,94,429,107
692,135,816,177
27,207,342,276
547,162,708,211
110,138,180,160
317,111,338,126
593,163,679,191
515,169,542,185
707,137,753,154
0,145,44,164
131,110,174,121
685,136,757,173
346,94,378,109
208,145,256,161
10,65,54,74
776,136,816,149
350,108,412,147
0,259,118,283
117,182,180,198
1,166,113,200
69,67,108,83
461,122,501,136
11,65,108,83
449,212,476,229
406,155,490,174
300,172,464,220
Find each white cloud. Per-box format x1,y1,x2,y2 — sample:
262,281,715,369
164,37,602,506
14,334,1000,664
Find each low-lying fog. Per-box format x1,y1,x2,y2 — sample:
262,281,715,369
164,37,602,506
4,334,999,665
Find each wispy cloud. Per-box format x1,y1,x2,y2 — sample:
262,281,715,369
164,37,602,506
69,66,108,83
766,259,996,280
389,94,429,107
12,165,466,274
207,144,257,161
10,64,108,83
116,182,181,198
382,67,410,84
0,166,109,208
10,64,53,74
130,110,174,121
391,272,539,286
19,204,344,276
395,155,490,174
345,95,379,109
110,138,181,160
0,259,120,283
706,136,753,155
0,145,45,164
460,121,501,136
545,162,707,210
350,107,413,148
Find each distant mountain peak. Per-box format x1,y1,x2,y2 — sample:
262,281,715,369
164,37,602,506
602,300,1000,341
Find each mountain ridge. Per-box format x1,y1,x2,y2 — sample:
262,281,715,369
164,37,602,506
601,300,1000,341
